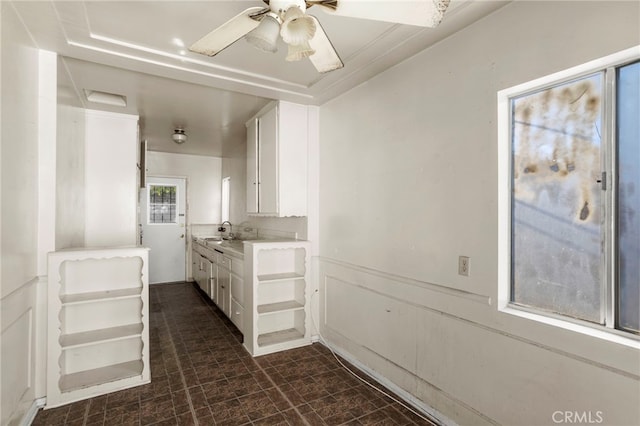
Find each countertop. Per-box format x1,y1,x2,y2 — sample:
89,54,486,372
192,236,306,258
192,236,245,257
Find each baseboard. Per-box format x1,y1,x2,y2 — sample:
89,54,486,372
22,398,45,426
319,340,456,426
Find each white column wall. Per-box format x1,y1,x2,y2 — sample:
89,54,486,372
1,3,55,424
55,104,86,250
318,2,640,425
84,109,139,248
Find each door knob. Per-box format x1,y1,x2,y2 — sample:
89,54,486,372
180,234,185,238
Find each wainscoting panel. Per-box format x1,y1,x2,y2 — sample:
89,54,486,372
324,274,418,373
318,256,640,426
1,278,41,426
319,257,493,425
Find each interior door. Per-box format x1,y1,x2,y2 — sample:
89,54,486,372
140,176,187,284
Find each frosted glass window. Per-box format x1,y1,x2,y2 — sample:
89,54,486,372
510,74,604,323
617,61,640,333
149,184,177,224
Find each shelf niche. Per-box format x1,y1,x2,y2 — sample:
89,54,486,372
47,247,150,408
245,241,311,357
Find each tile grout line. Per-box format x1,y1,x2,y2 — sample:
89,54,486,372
191,284,312,426
162,284,427,425
252,359,312,426
81,397,91,426
158,305,200,426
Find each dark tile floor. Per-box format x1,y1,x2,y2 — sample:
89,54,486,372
33,282,437,426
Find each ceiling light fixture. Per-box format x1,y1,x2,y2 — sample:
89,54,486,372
286,40,315,62
172,128,187,144
84,89,127,107
245,12,281,53
281,5,316,62
280,6,316,46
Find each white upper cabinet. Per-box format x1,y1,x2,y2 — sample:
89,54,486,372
246,117,259,214
246,101,308,217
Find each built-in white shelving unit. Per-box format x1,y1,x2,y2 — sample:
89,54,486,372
244,241,311,356
46,247,150,408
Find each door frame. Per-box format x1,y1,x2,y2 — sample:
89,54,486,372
140,174,190,283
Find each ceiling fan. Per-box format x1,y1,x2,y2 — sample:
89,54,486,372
189,0,451,73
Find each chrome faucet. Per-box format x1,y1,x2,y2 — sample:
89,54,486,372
219,221,234,239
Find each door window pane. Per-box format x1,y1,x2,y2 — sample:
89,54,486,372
511,73,604,323
617,61,640,332
149,184,177,224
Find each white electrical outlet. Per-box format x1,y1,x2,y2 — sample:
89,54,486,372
458,256,470,276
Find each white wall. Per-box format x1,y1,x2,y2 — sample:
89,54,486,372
56,104,85,250
1,3,54,424
318,2,640,425
56,53,86,250
57,104,138,250
147,151,222,225
84,110,139,248
221,137,247,227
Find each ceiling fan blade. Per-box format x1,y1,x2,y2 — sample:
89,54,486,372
189,7,267,56
307,16,344,73
314,0,450,27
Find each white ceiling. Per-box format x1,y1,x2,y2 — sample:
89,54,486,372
13,0,509,156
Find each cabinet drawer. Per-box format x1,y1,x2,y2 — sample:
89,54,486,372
230,275,243,305
230,298,243,332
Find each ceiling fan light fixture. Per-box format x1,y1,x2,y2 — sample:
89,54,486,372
245,13,281,53
172,128,187,144
280,6,316,45
286,40,315,62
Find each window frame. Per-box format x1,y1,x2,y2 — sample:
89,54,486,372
221,176,230,223
497,45,640,344
147,183,179,225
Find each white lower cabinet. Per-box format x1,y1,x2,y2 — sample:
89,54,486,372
244,241,311,356
230,270,244,330
230,297,244,332
203,259,214,300
191,253,200,289
194,252,205,291
193,249,214,299
192,241,244,334
47,247,150,408
218,266,231,317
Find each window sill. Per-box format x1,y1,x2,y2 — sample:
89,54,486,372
500,304,640,350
